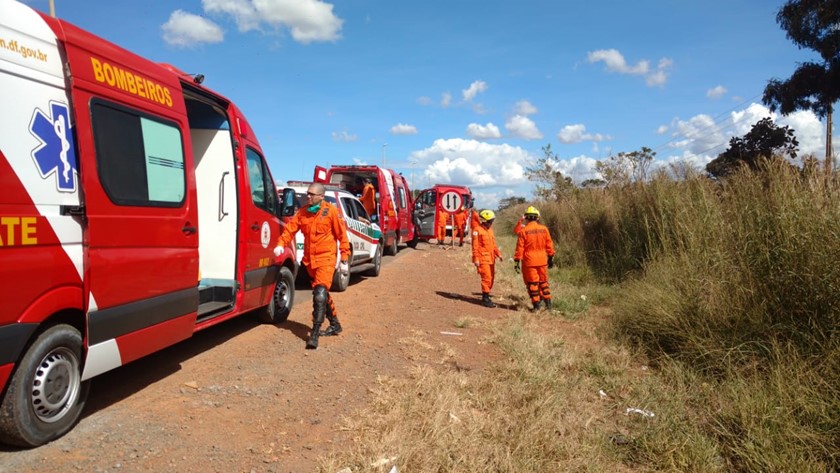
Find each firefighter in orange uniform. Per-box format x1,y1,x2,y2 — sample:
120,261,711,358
513,206,556,311
274,183,351,349
359,177,376,220
453,206,467,247
436,207,449,245
472,209,502,307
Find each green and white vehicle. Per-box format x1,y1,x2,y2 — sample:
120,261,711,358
281,182,383,291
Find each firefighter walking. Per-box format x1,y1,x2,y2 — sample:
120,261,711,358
453,206,468,247
513,206,556,311
359,177,376,220
472,209,503,308
274,183,351,349
436,207,449,245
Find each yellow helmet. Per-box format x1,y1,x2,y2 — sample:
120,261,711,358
524,206,540,218
478,209,496,223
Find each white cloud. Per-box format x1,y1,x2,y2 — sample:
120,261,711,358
656,125,669,134
416,96,432,106
587,48,672,87
201,0,342,43
409,138,532,187
162,10,224,47
557,124,611,144
466,123,501,140
390,123,418,135
778,110,827,157
331,130,357,142
462,80,488,102
441,92,452,108
514,100,538,116
505,115,543,140
662,102,828,165
707,85,727,99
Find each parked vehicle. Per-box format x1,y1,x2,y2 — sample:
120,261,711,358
413,184,474,241
279,182,382,291
0,0,298,447
314,165,417,254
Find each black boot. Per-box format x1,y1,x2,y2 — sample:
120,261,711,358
543,299,552,311
307,285,328,349
531,300,542,311
321,308,342,336
481,293,497,308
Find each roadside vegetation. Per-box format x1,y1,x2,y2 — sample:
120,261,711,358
321,162,838,473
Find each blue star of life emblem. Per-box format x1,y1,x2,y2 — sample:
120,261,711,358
30,101,78,193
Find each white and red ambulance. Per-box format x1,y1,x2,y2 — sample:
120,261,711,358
0,1,298,447
313,165,418,254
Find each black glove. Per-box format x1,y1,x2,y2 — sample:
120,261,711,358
547,257,555,269
514,260,521,274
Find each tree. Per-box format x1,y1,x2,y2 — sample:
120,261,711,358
762,0,840,171
705,117,799,178
595,153,630,187
497,196,526,212
627,146,656,182
525,144,575,200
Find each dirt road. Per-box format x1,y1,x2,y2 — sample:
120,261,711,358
0,242,508,472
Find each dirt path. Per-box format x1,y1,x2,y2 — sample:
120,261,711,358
0,242,508,473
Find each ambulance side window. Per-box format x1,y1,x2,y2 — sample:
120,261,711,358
92,101,185,206
397,187,407,210
245,147,276,214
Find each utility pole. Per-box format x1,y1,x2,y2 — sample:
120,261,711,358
381,143,387,168
826,104,834,173
49,0,55,17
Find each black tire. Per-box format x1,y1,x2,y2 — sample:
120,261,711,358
258,266,295,324
331,250,352,292
385,234,398,256
364,243,382,277
0,324,89,447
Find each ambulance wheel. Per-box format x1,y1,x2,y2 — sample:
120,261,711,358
364,243,382,277
331,259,351,292
258,266,295,324
385,235,398,256
0,324,89,447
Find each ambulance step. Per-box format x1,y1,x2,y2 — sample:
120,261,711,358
197,301,234,319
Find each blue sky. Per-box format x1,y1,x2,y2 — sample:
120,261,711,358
29,0,836,208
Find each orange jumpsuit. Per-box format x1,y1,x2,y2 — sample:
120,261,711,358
453,209,467,245
276,201,351,313
471,222,501,294
436,208,449,244
360,183,376,218
513,220,555,306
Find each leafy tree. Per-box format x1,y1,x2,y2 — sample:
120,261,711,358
497,196,526,212
595,153,630,187
580,178,606,188
627,146,656,182
705,117,799,178
762,0,840,170
526,144,575,200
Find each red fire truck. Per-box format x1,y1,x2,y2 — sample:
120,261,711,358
413,184,474,242
314,165,418,254
0,0,298,446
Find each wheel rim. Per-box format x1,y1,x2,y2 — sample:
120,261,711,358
274,277,290,309
30,347,81,424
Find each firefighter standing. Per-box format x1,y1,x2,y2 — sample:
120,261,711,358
513,206,556,311
436,207,449,245
453,206,467,247
274,183,351,349
472,209,503,307
359,177,376,220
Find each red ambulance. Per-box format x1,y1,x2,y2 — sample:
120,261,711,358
0,1,298,446
413,184,474,242
314,165,418,254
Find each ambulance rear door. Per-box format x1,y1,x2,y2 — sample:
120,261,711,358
62,28,199,366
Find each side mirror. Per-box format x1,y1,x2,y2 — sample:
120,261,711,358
279,188,296,217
